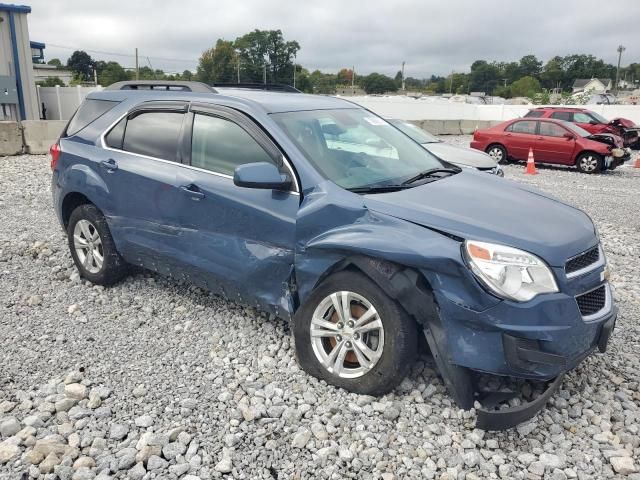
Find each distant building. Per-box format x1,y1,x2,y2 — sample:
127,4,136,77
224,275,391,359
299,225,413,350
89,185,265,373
0,3,39,120
572,78,612,94
30,41,74,85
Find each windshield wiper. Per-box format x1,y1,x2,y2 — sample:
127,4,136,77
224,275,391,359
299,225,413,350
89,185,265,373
347,184,413,194
401,168,460,186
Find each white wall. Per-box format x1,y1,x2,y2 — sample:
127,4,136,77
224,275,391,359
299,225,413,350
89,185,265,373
37,85,103,120
348,96,640,124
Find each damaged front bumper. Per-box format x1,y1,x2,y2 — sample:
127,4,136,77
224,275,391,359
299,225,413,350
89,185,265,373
420,263,617,430
474,311,616,430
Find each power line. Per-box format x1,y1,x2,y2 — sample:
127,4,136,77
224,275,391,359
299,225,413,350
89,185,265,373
46,43,197,64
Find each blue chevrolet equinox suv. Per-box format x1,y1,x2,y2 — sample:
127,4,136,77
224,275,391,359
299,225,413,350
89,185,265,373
51,81,617,429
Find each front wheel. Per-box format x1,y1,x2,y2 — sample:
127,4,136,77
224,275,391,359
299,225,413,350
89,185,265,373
576,152,602,174
293,270,417,395
67,204,128,286
486,144,508,164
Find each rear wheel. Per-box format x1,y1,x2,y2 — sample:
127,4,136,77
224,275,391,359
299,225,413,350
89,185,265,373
576,152,602,174
486,144,507,164
293,270,417,395
67,204,128,286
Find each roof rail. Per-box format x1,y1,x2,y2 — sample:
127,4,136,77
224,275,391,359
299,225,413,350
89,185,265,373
105,80,217,93
212,83,301,93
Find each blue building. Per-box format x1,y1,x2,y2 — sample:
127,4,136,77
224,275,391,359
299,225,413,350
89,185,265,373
0,3,39,120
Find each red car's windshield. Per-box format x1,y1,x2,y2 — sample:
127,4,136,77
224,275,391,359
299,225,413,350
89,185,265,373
562,121,592,137
587,111,609,124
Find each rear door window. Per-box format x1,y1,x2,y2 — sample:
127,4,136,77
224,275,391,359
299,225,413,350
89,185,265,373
539,122,567,137
121,111,185,162
550,111,573,122
508,121,537,134
66,99,119,136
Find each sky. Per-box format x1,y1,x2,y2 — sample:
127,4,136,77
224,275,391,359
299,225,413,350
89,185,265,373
24,0,640,78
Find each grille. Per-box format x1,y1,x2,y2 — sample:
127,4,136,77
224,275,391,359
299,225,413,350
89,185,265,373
566,246,599,275
576,286,606,316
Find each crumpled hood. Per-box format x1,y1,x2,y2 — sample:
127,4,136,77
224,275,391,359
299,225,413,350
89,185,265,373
423,142,497,169
611,117,637,129
363,172,597,267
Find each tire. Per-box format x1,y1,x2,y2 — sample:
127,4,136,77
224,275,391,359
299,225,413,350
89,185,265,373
576,152,602,174
486,144,508,164
67,204,128,286
293,270,417,396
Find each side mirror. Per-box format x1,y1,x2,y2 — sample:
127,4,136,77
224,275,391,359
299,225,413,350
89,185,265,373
563,132,575,140
233,162,292,191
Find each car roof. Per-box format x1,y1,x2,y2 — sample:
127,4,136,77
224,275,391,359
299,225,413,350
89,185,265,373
531,106,588,112
87,88,356,114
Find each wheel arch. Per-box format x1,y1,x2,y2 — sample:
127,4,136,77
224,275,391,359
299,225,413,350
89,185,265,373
61,192,96,229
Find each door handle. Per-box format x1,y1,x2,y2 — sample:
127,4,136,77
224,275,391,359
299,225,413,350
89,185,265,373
505,133,512,137
100,159,118,172
180,184,205,200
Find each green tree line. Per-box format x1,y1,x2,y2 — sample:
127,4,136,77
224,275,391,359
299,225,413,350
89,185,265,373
48,32,640,99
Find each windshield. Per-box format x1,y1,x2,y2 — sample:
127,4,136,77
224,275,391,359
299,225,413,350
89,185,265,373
587,110,609,124
388,119,441,144
272,109,444,190
562,121,592,137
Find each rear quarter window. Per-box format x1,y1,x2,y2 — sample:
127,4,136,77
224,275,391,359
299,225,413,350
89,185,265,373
524,110,544,118
65,99,119,136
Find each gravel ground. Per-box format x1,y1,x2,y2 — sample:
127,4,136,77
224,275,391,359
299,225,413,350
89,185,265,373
1,146,639,480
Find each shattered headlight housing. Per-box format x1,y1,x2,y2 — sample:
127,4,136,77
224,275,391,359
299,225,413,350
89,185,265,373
464,240,558,302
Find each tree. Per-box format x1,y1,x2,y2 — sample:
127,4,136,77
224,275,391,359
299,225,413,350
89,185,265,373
234,29,299,84
469,60,500,93
98,61,130,86
360,73,397,94
47,58,62,67
518,55,542,78
196,39,236,84
336,68,353,85
36,76,65,87
510,76,541,98
67,50,94,81
181,70,193,80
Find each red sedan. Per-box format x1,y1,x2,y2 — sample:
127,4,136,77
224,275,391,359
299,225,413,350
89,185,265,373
470,118,628,173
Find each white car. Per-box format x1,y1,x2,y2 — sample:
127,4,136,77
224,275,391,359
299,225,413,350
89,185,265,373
388,119,504,176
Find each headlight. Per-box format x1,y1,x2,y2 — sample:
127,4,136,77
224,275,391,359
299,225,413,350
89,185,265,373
464,240,558,302
611,148,624,158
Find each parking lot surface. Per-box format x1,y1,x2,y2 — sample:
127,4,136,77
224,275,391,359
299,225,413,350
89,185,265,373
1,146,639,479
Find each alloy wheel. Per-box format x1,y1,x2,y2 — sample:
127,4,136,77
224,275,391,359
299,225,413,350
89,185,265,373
488,147,504,162
310,291,385,379
579,155,598,172
73,219,104,274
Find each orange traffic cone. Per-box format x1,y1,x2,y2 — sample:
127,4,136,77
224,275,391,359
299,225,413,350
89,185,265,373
525,148,538,175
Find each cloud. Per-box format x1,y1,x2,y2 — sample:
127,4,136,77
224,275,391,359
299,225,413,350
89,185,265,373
25,0,639,77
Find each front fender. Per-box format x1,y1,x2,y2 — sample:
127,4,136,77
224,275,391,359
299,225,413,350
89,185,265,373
294,186,499,315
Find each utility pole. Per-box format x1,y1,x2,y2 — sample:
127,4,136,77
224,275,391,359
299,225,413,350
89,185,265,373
236,52,240,83
263,63,267,85
615,45,626,95
94,68,98,86
135,48,139,80
401,61,405,91
293,54,296,89
352,66,355,89
449,70,454,94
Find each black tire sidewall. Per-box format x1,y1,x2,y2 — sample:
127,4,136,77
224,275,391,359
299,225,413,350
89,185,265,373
576,152,602,174
293,270,417,396
67,204,127,286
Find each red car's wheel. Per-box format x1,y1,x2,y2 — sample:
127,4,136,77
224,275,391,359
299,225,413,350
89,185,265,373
486,144,507,164
576,152,602,174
